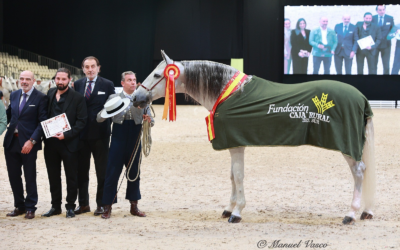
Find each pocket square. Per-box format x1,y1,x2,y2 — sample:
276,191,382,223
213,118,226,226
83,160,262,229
29,105,35,107
386,22,391,25
98,91,105,95
349,31,353,33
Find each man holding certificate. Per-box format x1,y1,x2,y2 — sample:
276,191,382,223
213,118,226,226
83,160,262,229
356,12,382,75
41,68,87,218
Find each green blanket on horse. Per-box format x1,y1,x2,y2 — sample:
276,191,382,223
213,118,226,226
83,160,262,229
211,76,373,161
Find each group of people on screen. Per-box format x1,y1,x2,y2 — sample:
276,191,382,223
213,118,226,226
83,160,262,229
284,5,400,75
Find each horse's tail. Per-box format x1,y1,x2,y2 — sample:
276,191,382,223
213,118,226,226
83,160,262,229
361,118,376,211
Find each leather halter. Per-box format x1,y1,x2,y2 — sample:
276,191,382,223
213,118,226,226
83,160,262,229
139,76,165,92
139,61,176,92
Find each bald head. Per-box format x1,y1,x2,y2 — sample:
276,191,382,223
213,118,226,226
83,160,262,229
319,17,328,29
342,15,351,25
19,70,35,93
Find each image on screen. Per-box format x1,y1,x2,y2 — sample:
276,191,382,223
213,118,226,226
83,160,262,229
284,4,400,75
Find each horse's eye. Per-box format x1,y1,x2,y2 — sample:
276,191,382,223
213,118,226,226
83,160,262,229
154,73,161,78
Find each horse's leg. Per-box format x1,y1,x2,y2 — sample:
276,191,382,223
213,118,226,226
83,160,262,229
342,155,365,225
221,161,236,218
360,118,376,220
227,147,245,223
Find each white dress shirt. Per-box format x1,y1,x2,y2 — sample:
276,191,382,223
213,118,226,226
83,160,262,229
320,27,328,45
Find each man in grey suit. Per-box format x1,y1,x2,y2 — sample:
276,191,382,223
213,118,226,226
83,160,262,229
372,5,394,74
96,71,154,219
334,15,359,74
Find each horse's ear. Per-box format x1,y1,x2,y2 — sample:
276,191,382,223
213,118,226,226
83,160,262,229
161,50,173,65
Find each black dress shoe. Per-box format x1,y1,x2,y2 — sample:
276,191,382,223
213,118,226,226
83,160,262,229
41,208,62,217
66,209,75,218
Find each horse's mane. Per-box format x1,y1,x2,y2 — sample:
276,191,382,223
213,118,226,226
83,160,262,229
181,60,237,100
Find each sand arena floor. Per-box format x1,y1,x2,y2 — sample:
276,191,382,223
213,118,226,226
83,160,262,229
0,105,399,250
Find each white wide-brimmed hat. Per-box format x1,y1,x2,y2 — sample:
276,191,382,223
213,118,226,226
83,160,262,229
100,96,130,118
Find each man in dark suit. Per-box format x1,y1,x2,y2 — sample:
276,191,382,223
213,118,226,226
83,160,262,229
356,12,382,75
73,57,115,215
41,68,87,218
334,15,359,74
3,70,48,219
372,5,394,75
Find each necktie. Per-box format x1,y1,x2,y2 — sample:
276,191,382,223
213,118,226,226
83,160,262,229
344,25,348,35
16,93,27,130
379,17,383,27
19,93,27,114
85,81,93,100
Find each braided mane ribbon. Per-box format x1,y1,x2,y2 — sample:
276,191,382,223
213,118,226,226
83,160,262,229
205,71,248,141
162,64,180,121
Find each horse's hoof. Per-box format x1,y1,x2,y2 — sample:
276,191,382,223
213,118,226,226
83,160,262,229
228,215,242,223
360,212,373,220
222,210,232,218
342,216,355,225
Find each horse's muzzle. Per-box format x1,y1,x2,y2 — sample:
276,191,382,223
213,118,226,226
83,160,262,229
133,94,150,109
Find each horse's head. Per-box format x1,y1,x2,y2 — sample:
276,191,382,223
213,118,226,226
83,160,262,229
133,50,185,108
1,76,14,93
11,79,19,91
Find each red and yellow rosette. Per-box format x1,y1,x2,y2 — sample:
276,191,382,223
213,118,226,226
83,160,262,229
163,64,180,121
206,71,248,141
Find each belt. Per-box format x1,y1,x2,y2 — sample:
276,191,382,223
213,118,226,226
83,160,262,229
14,133,18,137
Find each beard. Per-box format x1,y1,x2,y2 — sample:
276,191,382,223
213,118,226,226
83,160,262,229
57,84,68,91
365,21,371,25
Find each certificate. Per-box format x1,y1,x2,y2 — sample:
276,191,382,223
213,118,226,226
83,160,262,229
41,113,71,138
357,36,375,50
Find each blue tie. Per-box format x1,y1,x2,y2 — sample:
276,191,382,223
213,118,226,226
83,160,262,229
344,25,348,35
16,93,27,130
85,81,93,100
19,93,27,114
379,17,383,27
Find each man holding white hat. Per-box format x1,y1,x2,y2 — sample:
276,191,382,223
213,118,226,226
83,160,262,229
97,71,153,219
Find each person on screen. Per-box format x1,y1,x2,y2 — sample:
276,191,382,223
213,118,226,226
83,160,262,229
387,24,400,75
309,17,338,75
290,18,312,74
334,15,359,75
284,18,292,74
372,5,394,75
356,12,382,75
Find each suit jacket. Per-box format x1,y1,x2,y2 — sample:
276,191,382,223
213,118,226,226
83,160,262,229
290,29,312,58
334,23,359,56
46,87,87,152
309,27,338,57
372,14,394,48
73,76,115,140
356,22,382,55
3,88,48,150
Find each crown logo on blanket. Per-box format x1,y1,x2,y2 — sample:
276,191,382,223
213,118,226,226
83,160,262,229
312,93,335,114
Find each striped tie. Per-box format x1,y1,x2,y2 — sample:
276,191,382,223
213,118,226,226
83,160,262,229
85,81,93,100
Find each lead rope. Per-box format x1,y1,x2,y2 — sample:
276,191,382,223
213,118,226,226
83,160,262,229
126,104,155,181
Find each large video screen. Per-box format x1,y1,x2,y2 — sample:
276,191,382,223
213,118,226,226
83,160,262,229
284,5,400,75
